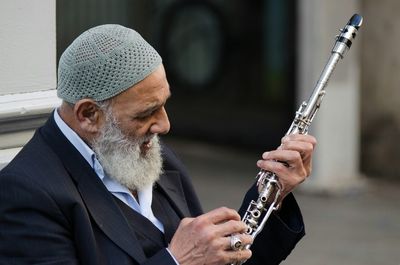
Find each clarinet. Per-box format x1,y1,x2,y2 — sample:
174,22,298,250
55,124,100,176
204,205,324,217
234,14,363,264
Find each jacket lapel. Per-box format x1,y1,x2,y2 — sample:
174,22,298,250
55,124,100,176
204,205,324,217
75,170,147,263
156,171,191,218
40,115,147,263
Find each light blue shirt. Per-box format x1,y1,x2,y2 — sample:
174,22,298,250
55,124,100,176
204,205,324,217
53,109,164,232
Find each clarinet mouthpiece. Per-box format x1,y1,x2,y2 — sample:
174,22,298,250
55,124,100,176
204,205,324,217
332,13,363,54
349,14,363,29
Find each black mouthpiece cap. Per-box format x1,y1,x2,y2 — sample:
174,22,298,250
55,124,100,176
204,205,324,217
349,14,363,29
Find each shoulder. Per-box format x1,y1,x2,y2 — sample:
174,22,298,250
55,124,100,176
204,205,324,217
1,129,65,182
0,126,82,212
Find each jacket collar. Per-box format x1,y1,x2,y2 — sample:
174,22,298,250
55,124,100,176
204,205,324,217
157,170,191,218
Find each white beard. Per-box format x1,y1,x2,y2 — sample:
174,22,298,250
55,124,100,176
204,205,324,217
92,112,163,191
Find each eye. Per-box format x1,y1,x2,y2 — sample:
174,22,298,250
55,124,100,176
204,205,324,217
134,114,150,121
134,109,158,121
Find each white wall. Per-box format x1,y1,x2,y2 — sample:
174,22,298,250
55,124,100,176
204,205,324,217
0,0,56,95
0,0,58,168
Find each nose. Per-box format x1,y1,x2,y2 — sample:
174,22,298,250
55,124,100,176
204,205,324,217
150,107,170,135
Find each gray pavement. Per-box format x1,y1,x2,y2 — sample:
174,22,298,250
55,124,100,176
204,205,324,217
164,137,400,265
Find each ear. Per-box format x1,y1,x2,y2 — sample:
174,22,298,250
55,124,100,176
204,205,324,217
73,99,105,134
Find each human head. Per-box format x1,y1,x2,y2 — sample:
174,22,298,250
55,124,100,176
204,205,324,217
57,24,170,142
57,25,171,190
57,24,162,103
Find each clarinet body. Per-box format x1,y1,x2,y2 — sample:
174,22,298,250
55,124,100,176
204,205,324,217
234,14,363,265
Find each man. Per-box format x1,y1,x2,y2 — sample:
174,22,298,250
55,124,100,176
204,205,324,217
0,25,316,265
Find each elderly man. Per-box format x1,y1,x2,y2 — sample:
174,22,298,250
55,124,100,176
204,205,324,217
0,25,316,265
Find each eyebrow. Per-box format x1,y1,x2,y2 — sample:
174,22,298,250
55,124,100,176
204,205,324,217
136,92,171,117
136,104,160,117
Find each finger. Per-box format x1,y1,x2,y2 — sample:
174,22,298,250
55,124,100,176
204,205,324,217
198,207,241,225
282,134,317,148
280,140,314,158
226,249,253,264
280,138,314,176
213,220,248,237
257,159,294,178
257,157,308,183
224,234,253,251
261,150,302,166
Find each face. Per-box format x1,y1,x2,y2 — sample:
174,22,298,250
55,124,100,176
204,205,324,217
90,64,171,191
107,64,171,153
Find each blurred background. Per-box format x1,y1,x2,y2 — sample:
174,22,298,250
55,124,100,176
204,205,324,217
1,0,400,264
55,0,297,151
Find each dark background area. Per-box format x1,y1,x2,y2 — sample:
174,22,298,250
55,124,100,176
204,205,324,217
56,0,297,153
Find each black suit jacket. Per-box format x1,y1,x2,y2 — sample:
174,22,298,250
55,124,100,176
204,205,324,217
0,116,305,264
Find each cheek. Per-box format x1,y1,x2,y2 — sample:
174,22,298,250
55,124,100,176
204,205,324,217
119,120,152,139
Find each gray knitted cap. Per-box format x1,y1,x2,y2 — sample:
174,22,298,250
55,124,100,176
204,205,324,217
57,24,162,103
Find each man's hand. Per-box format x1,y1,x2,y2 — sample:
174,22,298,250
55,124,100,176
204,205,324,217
256,134,317,201
168,207,253,265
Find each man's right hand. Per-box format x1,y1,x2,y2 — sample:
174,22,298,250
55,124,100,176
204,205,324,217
168,207,253,265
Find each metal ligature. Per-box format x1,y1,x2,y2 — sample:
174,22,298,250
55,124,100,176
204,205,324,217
234,14,363,264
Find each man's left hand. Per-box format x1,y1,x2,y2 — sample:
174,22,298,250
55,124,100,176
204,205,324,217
256,134,317,201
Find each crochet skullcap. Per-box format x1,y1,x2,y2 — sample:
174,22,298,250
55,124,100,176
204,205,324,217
57,24,162,103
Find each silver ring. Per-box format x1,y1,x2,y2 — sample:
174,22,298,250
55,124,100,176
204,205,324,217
230,235,242,251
